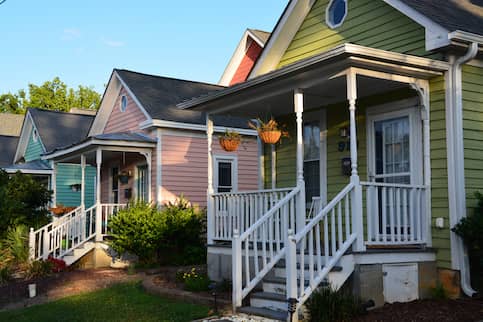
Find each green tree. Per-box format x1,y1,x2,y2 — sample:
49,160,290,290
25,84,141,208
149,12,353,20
0,77,101,114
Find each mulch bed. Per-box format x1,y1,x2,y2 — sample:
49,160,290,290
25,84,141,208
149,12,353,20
0,268,141,311
354,298,483,322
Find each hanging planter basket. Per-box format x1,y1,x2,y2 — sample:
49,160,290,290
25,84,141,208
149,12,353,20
259,130,282,144
219,137,241,152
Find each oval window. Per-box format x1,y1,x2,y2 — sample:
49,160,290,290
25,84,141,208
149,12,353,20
326,0,347,29
120,95,128,112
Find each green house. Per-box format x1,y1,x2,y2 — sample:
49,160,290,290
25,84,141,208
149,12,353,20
5,108,96,208
181,0,483,318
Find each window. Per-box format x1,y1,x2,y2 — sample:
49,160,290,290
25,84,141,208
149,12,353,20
326,0,347,29
32,128,39,142
304,121,320,206
110,167,119,203
137,165,149,202
214,156,237,193
120,95,128,112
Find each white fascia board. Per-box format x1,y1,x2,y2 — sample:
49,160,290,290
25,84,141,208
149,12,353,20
449,30,483,45
13,112,46,162
88,71,121,136
141,119,258,136
4,168,53,175
219,30,253,86
246,30,266,48
383,0,450,51
42,139,156,160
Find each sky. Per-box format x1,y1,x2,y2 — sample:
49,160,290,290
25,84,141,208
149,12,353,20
0,1,287,94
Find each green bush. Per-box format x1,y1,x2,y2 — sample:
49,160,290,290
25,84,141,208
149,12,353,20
179,267,210,292
0,225,30,277
306,287,364,322
26,260,54,279
0,170,52,237
108,197,206,265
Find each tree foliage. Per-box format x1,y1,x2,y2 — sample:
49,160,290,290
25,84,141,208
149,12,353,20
0,77,101,114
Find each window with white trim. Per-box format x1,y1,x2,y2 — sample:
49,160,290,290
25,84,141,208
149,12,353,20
120,95,128,112
304,121,320,206
326,0,348,29
214,156,237,193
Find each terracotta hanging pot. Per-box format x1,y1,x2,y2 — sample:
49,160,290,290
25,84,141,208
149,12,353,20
259,130,282,144
219,137,240,152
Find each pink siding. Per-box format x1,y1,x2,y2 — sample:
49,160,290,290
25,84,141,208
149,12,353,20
104,87,148,134
161,134,259,207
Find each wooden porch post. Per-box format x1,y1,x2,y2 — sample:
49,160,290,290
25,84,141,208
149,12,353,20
80,154,86,209
347,71,365,251
206,114,215,244
294,89,306,234
95,148,102,242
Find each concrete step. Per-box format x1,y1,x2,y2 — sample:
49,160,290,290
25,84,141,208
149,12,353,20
262,276,328,294
250,292,287,312
237,306,287,321
273,262,342,278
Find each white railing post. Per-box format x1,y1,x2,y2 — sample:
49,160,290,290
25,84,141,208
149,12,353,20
42,229,49,260
232,229,242,312
206,114,215,244
294,89,306,234
95,148,103,242
29,228,35,262
286,229,298,322
351,176,365,251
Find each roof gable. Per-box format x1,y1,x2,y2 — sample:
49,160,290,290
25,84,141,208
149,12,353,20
0,136,19,167
0,113,24,136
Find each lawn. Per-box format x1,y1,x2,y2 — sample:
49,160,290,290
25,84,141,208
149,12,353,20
0,282,210,322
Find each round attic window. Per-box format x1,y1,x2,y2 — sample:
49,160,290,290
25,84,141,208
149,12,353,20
120,95,128,112
326,0,348,29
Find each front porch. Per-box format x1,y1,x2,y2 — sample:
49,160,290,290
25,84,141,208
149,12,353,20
190,44,447,317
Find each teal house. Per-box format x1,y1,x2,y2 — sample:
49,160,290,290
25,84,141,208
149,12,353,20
5,108,96,208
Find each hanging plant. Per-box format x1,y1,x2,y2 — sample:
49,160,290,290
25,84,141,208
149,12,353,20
248,117,289,144
219,130,241,152
118,170,132,184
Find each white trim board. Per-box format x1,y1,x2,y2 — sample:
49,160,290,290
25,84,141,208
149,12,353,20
141,119,258,136
213,154,238,193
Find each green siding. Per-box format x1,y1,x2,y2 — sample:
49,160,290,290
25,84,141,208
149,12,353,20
462,65,483,216
279,0,439,67
429,76,451,269
56,164,96,208
24,129,45,162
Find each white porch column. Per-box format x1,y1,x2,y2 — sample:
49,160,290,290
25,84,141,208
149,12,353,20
347,72,365,251
142,151,152,203
95,148,102,242
51,161,57,206
294,89,306,234
156,129,163,204
206,114,215,244
80,154,86,209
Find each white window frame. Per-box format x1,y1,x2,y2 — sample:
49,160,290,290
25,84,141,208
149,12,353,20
120,95,128,112
32,128,39,142
326,0,348,29
108,164,120,203
134,163,149,202
366,98,423,185
214,155,238,193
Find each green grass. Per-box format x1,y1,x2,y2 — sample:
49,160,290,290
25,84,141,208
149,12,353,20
0,282,210,322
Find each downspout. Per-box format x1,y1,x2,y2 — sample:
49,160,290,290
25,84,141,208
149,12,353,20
450,42,478,297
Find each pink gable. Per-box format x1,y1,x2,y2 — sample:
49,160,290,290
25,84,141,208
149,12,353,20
104,87,148,134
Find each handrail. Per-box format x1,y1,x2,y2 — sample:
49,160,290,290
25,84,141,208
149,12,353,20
32,206,82,236
360,181,427,189
211,187,293,197
240,186,301,240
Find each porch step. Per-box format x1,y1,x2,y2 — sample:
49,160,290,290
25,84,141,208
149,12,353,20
237,306,287,321
263,276,328,294
63,241,96,266
250,292,288,311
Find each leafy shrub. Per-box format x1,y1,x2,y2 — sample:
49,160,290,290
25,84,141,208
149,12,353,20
0,170,52,237
26,260,53,279
0,225,30,276
0,266,11,284
306,287,364,322
430,283,448,300
109,197,206,265
47,256,67,273
179,267,210,292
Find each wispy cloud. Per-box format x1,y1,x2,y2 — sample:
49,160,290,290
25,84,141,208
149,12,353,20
62,28,81,41
102,38,125,47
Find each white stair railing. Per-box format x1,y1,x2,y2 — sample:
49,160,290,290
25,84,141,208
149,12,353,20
361,182,427,245
286,183,357,308
99,203,127,237
232,186,302,311
212,188,292,241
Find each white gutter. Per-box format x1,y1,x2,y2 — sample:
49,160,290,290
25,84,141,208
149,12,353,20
449,42,479,297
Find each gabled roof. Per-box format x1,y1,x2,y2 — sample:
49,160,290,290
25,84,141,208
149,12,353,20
400,0,483,35
28,108,95,152
0,113,24,136
0,135,19,167
247,29,271,45
115,69,224,123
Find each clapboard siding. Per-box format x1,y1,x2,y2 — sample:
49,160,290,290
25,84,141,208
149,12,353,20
104,87,148,134
230,40,263,85
278,0,438,67
56,163,96,208
462,64,483,217
162,133,259,207
24,128,44,162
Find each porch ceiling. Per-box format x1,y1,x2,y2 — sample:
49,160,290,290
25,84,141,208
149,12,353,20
180,43,449,118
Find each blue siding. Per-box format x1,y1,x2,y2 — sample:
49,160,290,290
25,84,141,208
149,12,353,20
56,163,96,207
24,129,45,162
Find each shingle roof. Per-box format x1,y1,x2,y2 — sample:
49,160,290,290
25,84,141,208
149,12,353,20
248,29,271,44
4,160,51,172
114,69,250,128
28,108,95,152
0,113,24,136
401,0,483,35
0,135,19,167
93,132,157,143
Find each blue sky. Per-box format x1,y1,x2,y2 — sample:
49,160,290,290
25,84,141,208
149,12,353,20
0,1,287,94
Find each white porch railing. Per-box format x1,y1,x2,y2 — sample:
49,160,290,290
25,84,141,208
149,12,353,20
29,203,126,262
211,188,293,241
286,183,357,307
361,181,427,245
232,186,303,310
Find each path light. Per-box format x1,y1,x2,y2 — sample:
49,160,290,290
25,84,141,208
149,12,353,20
208,282,218,315
287,297,298,322
28,283,36,298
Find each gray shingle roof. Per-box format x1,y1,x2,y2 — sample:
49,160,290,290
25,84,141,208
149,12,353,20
0,135,19,167
93,132,157,143
401,0,483,35
29,108,95,153
4,160,51,171
0,113,24,136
